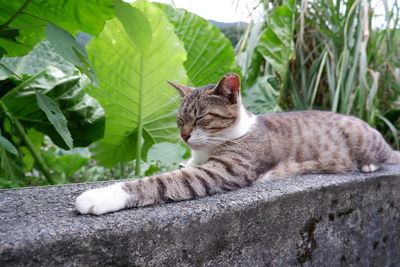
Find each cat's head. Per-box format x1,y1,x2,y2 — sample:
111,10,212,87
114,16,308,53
168,73,247,150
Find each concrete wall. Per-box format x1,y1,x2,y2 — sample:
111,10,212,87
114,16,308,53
1,166,400,266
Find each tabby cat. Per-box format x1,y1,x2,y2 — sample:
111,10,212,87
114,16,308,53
76,73,400,215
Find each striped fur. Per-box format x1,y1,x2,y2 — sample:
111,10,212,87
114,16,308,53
76,73,400,215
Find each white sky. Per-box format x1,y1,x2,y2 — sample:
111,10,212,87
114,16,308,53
150,0,262,23
148,0,392,27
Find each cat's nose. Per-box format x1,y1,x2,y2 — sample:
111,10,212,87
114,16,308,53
181,134,191,141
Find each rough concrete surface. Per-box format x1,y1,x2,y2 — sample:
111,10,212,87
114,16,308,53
1,166,400,266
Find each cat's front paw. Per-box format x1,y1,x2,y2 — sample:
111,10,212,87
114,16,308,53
75,183,130,215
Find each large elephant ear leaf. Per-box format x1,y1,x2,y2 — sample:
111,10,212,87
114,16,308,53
156,3,239,87
87,0,187,168
112,0,152,54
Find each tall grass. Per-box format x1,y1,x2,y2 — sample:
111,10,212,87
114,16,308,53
293,0,399,147
238,0,400,148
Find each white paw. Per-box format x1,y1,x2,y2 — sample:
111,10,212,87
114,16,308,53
361,164,380,173
75,183,130,215
254,171,274,184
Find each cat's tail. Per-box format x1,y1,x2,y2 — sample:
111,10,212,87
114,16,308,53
387,150,400,164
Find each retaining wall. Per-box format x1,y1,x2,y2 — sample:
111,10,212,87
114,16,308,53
1,166,400,266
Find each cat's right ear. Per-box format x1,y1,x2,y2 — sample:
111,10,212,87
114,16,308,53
168,81,195,97
213,73,240,104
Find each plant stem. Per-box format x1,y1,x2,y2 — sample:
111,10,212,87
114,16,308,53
0,101,54,184
120,162,125,178
0,0,32,32
135,56,144,176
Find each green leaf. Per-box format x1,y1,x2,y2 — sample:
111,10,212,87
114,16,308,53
147,142,186,165
0,40,76,79
377,113,399,150
143,142,188,176
257,0,296,80
1,67,105,149
35,91,73,149
112,0,152,54
0,26,44,57
236,20,265,89
41,148,89,178
20,128,44,170
87,0,187,168
242,75,282,114
0,129,18,155
0,47,5,59
0,144,24,181
0,0,114,56
156,3,239,86
45,24,95,81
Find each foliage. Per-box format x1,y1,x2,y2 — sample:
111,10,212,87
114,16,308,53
218,24,247,47
156,3,239,86
0,41,76,77
0,0,239,187
0,23,105,185
242,75,282,114
1,67,104,149
87,0,187,173
257,0,296,83
237,0,296,112
288,0,400,147
144,142,189,176
0,0,114,57
0,0,399,188
238,0,399,147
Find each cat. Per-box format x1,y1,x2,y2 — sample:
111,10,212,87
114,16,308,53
76,73,400,215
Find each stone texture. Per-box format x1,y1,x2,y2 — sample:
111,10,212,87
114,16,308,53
1,166,400,266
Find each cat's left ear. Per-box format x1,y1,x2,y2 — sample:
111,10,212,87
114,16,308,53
168,81,195,97
213,73,240,104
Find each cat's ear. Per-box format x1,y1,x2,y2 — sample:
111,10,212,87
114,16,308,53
213,73,240,104
168,81,195,97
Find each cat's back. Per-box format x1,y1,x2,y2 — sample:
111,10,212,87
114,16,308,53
256,110,368,136
252,110,396,174
258,109,349,125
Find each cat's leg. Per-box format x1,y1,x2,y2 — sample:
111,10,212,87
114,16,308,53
360,163,380,173
180,149,211,168
76,154,261,215
270,158,355,178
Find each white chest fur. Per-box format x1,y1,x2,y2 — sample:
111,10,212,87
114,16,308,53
187,149,211,167
223,104,256,140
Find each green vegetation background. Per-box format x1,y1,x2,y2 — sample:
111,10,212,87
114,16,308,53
0,0,399,188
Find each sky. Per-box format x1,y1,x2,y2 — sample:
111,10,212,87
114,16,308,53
149,0,393,28
149,0,262,23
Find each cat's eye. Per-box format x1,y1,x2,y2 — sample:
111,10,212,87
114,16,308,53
177,118,184,127
195,114,208,121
